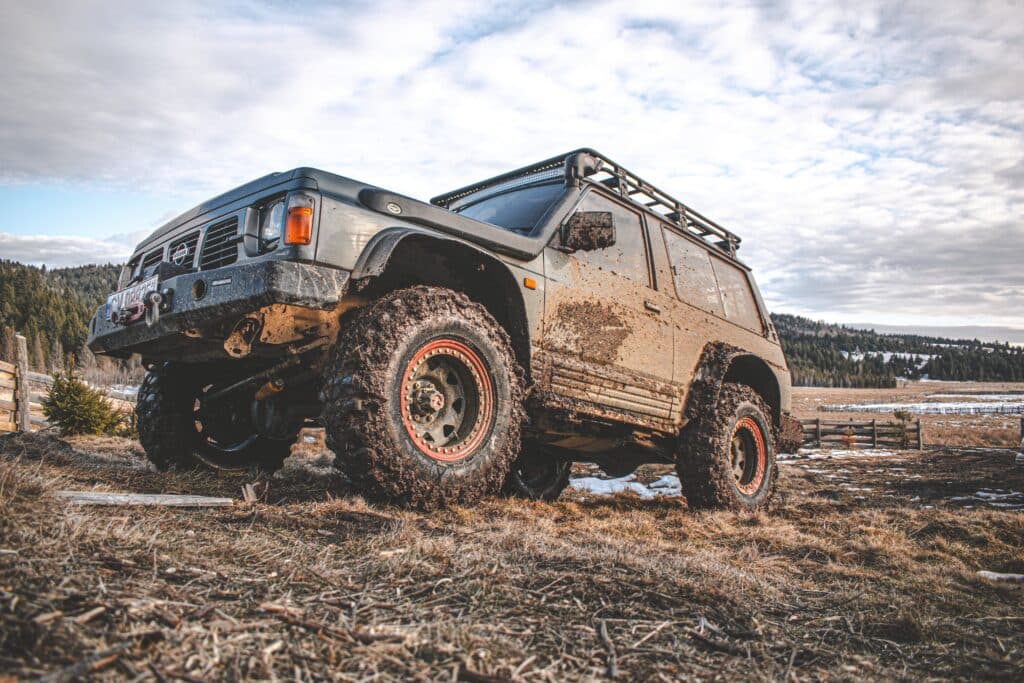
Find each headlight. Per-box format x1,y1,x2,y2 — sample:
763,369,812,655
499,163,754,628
260,200,285,245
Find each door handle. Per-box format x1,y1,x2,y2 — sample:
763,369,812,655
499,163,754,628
644,300,662,314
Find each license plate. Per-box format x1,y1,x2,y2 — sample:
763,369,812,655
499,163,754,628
107,274,159,320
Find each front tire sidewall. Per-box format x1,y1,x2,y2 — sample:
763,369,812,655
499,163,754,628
384,321,515,484
323,286,525,510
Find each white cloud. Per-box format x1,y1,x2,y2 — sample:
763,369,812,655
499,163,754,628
0,232,136,267
0,0,1022,327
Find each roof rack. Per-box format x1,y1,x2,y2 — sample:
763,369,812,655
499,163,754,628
431,148,741,257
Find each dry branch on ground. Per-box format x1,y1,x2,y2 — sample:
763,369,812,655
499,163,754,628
0,431,1022,681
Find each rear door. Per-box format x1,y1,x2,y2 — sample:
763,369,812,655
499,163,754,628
538,188,679,430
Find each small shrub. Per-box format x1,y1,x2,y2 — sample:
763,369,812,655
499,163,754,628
892,409,913,449
42,372,128,437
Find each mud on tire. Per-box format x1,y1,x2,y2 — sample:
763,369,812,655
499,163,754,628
136,363,293,472
321,286,526,510
678,383,777,511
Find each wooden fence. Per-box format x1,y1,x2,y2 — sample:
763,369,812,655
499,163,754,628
0,333,133,434
800,418,923,450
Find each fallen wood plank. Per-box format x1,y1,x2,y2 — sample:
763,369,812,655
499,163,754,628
0,359,15,373
0,398,15,411
0,420,15,433
0,376,15,390
55,491,235,507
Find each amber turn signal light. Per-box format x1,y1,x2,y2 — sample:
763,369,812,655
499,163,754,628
523,277,537,290
285,206,313,245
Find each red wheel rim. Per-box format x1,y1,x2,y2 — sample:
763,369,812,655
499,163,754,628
731,416,766,495
399,338,494,462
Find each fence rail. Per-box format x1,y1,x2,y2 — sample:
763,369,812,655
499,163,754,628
800,418,923,450
0,334,133,434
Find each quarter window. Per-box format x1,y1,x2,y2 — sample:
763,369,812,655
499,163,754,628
662,227,764,333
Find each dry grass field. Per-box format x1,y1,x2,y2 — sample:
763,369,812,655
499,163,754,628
1,385,1023,681
791,381,1024,449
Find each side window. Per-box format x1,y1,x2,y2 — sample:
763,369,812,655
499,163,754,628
662,227,764,332
568,192,650,285
710,256,764,332
661,228,723,315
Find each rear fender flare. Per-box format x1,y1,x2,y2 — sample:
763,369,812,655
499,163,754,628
684,342,783,429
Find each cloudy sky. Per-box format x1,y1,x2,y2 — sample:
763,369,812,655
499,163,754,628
1,0,1022,330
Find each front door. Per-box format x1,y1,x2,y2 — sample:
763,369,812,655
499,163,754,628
539,189,678,430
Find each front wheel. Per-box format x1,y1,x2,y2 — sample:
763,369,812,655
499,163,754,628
677,383,777,511
321,286,525,510
136,363,295,472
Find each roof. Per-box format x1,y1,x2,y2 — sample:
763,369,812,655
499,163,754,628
431,148,741,256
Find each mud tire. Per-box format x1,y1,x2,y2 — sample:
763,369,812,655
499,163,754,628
321,286,525,510
136,363,292,472
504,444,572,501
678,383,777,511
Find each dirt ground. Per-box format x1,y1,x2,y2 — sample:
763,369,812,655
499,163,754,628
1,429,1022,682
791,381,1024,449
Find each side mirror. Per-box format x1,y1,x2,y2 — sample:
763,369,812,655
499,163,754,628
562,211,615,252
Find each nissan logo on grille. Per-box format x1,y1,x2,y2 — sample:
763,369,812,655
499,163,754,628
171,243,190,265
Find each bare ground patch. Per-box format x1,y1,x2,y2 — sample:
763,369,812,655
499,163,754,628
1,432,1022,681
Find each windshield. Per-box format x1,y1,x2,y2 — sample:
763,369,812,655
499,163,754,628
454,182,564,233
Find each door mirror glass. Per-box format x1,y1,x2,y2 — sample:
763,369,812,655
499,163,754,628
562,211,616,252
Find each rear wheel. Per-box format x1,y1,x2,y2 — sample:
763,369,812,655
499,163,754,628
678,383,776,510
136,363,295,472
504,443,572,501
321,286,525,510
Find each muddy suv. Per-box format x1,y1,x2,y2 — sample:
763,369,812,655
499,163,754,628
88,149,799,510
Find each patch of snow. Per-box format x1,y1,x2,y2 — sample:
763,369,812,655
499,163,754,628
778,448,899,462
931,393,1024,401
569,473,681,499
949,489,1024,510
822,401,1024,415
977,570,1024,582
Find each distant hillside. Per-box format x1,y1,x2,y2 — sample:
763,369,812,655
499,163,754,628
0,260,120,371
849,322,1024,346
2,259,1022,387
772,313,1024,387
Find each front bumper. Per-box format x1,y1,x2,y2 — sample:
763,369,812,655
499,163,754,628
87,260,350,356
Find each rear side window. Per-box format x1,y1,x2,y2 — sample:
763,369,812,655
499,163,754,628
710,255,763,332
662,228,763,332
662,228,723,315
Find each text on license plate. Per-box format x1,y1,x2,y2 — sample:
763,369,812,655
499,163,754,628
107,275,159,320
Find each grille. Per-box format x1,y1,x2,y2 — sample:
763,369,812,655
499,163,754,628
200,219,240,270
168,230,200,268
142,248,163,270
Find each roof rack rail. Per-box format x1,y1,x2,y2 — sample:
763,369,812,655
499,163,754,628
431,148,742,257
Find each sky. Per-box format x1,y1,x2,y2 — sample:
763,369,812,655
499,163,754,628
0,0,1022,330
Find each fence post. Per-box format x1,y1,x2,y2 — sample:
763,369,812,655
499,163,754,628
872,419,877,449
15,334,29,433
816,418,822,448
916,418,923,450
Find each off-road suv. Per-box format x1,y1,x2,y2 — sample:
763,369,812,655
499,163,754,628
88,149,801,510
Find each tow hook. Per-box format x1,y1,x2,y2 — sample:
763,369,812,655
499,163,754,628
144,289,173,327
